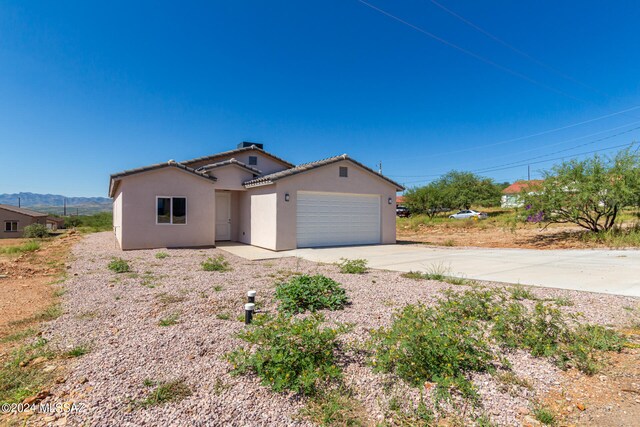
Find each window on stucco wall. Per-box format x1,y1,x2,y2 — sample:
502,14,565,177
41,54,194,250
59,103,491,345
156,197,187,224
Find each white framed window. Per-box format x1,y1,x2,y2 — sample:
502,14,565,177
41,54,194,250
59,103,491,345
156,196,187,225
4,221,18,232
248,156,258,166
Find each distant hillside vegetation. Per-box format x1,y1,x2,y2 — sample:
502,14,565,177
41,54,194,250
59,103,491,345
0,192,112,215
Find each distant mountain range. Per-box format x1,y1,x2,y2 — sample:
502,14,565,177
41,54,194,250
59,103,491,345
0,192,112,215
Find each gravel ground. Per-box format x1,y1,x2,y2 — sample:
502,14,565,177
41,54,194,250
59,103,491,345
35,232,639,426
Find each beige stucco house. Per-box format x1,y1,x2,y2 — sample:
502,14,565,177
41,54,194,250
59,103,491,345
0,204,48,238
109,143,404,250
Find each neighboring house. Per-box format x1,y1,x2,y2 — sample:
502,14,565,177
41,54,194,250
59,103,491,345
501,180,544,208
396,195,406,206
0,204,47,238
109,142,405,251
46,217,65,230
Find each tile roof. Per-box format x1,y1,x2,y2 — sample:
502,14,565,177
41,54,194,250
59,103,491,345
243,154,405,190
109,160,217,197
181,145,295,169
396,196,406,204
502,180,544,194
195,158,262,175
0,204,48,217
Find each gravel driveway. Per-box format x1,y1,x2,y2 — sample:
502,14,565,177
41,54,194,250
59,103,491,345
38,232,639,426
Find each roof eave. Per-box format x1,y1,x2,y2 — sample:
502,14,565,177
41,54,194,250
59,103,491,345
108,163,217,198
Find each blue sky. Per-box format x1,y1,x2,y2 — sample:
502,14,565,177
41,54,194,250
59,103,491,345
1,1,640,197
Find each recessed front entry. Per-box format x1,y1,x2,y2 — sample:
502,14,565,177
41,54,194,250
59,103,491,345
215,192,231,241
296,191,381,248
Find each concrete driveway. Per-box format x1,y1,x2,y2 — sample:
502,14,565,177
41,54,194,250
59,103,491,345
218,243,640,297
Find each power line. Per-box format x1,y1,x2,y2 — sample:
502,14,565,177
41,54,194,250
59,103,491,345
356,0,585,102
400,141,637,184
390,120,640,177
426,0,606,97
473,126,640,173
473,119,640,165
384,104,640,162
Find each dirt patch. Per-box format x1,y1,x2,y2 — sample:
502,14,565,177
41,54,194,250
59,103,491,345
542,327,640,426
0,232,79,341
398,222,622,249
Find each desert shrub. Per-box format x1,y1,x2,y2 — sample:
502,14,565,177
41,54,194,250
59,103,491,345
65,212,112,233
227,313,349,395
492,301,570,357
65,346,89,358
155,252,169,259
557,324,626,374
509,285,537,301
107,258,130,273
158,313,180,327
275,275,349,314
368,304,495,400
337,258,368,274
533,406,555,425
492,301,625,374
401,270,473,286
22,224,48,238
438,288,503,321
201,255,231,272
140,379,191,406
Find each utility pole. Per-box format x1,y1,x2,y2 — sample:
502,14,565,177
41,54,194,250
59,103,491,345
63,198,67,216
527,165,531,181
18,197,20,208
378,161,382,174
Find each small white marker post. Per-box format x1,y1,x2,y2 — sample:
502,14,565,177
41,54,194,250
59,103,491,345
247,290,256,304
244,303,255,325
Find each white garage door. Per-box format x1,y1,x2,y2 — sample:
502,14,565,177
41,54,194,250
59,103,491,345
296,191,381,248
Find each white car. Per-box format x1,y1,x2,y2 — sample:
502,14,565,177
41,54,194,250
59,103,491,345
449,209,488,220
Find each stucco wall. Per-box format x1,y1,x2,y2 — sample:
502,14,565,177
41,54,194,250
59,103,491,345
208,165,256,190
118,168,216,250
188,151,289,175
237,186,278,250
274,160,398,250
0,209,46,238
112,187,123,248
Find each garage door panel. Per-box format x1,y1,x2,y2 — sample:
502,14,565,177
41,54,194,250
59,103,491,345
296,191,381,248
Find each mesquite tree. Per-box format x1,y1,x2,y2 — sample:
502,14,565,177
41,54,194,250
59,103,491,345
522,148,640,232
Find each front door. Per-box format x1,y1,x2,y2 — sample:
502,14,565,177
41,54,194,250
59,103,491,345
215,192,231,241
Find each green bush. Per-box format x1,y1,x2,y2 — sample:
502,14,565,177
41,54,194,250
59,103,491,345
155,252,169,259
557,324,625,374
65,212,112,232
22,224,49,238
438,288,503,322
492,301,570,357
227,313,349,395
366,286,628,408
509,285,537,301
275,275,349,314
533,406,555,425
107,258,130,273
337,258,368,274
201,255,231,272
368,304,495,400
